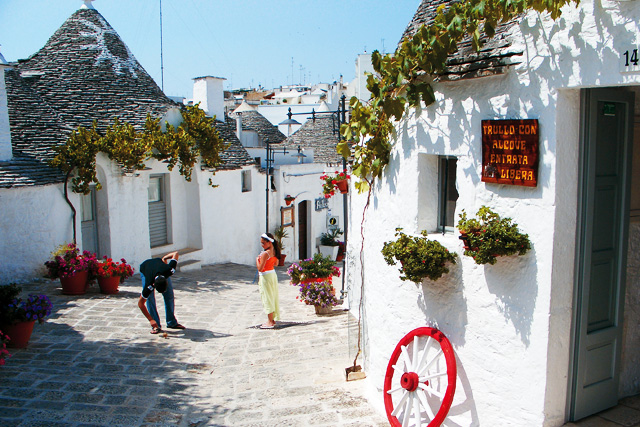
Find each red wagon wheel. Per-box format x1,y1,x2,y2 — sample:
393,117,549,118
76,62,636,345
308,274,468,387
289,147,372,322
384,327,457,427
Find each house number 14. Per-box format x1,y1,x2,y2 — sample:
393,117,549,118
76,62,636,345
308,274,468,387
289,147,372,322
622,48,639,72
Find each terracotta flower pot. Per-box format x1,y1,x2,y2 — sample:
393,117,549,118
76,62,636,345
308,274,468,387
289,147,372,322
336,180,348,194
60,270,89,295
3,320,35,349
314,305,333,315
278,254,287,267
285,198,295,206
97,276,120,294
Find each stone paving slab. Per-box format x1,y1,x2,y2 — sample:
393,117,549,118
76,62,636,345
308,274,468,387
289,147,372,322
0,263,388,426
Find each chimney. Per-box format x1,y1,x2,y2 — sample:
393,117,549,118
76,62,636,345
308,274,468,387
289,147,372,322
80,0,95,9
235,113,243,142
192,76,226,122
0,49,12,162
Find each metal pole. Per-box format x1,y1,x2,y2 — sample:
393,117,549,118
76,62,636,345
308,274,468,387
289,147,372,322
265,141,270,233
159,0,164,91
340,94,348,299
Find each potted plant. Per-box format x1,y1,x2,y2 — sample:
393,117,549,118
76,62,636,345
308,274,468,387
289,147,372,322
287,253,341,314
0,330,10,365
457,206,531,265
320,170,350,198
273,226,289,266
318,228,343,261
381,228,457,284
96,257,134,294
284,195,296,206
44,243,98,295
0,284,52,348
336,240,346,262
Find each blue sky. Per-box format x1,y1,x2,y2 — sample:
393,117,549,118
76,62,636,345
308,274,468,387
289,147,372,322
0,0,419,98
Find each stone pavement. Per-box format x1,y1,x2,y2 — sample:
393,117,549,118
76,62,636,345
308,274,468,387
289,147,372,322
564,395,640,427
0,263,389,427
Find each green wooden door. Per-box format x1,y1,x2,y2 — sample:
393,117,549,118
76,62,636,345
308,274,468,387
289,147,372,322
570,88,635,420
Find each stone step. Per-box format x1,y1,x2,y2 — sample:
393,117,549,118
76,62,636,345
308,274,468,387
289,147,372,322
178,259,201,272
152,247,203,272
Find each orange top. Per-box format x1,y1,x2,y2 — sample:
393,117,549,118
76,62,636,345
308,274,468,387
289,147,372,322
261,256,278,272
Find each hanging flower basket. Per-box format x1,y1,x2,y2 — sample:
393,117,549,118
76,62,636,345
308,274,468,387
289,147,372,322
382,228,457,284
457,206,531,265
335,179,348,194
285,196,296,206
320,170,350,199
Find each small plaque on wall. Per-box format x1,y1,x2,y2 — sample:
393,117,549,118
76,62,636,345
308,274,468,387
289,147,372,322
481,119,539,187
281,206,294,227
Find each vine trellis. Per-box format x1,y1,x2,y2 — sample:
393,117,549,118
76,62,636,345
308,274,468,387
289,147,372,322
339,0,578,373
50,103,227,242
337,0,578,190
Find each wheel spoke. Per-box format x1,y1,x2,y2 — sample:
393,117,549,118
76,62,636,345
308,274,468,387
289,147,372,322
391,389,410,417
414,391,422,427
387,385,404,394
411,335,420,371
415,336,433,375
418,348,444,376
416,388,435,421
392,363,407,374
402,393,414,427
400,344,412,372
420,370,447,382
418,382,445,399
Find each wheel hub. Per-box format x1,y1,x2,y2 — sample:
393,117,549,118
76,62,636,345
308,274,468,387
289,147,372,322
400,372,420,392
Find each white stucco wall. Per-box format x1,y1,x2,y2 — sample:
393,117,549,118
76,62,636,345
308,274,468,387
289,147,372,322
345,1,640,426
203,166,264,265
274,163,346,261
0,184,79,284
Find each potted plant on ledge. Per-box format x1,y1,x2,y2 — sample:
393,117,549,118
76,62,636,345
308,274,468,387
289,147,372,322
318,228,343,261
457,206,531,265
320,170,350,198
96,257,134,294
273,226,289,266
0,284,52,348
44,243,98,295
287,253,341,314
382,228,457,284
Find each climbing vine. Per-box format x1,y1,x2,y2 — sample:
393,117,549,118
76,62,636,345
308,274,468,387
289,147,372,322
50,103,227,194
337,0,579,190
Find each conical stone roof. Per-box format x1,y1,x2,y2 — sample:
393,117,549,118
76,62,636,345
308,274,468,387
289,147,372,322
15,7,176,132
1,5,255,188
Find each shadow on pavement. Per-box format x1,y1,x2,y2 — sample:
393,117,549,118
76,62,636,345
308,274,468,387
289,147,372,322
247,320,329,330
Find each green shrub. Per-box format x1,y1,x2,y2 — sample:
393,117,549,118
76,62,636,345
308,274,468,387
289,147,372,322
382,228,457,284
457,206,531,265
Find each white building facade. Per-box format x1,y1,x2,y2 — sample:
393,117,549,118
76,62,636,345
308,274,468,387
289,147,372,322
345,1,640,425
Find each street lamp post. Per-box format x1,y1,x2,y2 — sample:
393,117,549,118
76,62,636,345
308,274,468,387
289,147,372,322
264,140,289,233
279,95,350,297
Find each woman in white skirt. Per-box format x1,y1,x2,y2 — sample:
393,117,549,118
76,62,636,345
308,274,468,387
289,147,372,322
256,233,280,329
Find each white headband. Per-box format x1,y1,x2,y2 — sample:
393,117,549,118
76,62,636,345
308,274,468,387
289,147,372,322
261,233,274,242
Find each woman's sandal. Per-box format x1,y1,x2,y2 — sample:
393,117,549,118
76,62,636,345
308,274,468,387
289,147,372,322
150,327,162,334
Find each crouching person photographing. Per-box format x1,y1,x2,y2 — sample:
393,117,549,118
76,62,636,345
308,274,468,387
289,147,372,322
137,251,186,334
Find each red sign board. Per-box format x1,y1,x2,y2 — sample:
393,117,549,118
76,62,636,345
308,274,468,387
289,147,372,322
481,119,539,187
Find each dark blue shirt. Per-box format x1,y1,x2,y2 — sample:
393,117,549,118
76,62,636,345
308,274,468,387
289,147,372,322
140,258,177,299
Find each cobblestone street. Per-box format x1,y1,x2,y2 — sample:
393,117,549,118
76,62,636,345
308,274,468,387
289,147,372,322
0,263,387,426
